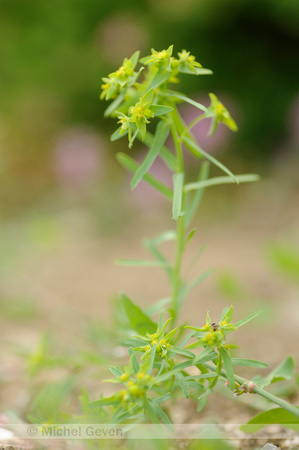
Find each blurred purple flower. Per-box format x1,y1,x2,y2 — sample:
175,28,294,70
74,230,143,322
95,13,149,65
52,127,104,189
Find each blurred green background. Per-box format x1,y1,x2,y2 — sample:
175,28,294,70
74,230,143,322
0,0,298,217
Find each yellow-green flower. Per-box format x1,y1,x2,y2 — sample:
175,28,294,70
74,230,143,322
206,93,238,135
100,51,140,101
140,45,173,71
175,49,203,74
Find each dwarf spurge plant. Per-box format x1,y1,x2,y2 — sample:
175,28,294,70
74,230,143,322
92,45,299,431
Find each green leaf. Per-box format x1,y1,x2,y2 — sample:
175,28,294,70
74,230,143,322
175,372,189,398
184,268,214,295
128,348,140,374
184,174,260,192
176,349,218,370
153,392,171,405
172,172,184,220
145,297,171,316
143,399,160,424
194,67,213,75
185,373,218,380
150,105,173,116
218,347,234,390
116,153,173,201
230,358,268,368
185,162,210,227
148,230,177,246
109,366,123,377
184,228,196,247
131,121,170,189
111,125,128,141
163,327,177,342
140,88,154,105
129,50,140,69
112,404,142,424
104,93,125,117
233,310,263,328
164,91,207,112
253,356,295,388
145,344,156,375
182,136,238,183
147,68,172,91
89,395,120,408
170,346,195,358
121,293,157,335
135,119,146,140
142,131,177,171
240,407,299,433
144,239,173,281
146,398,173,427
221,305,234,323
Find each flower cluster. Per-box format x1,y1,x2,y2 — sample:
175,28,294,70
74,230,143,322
174,49,203,74
100,51,141,101
116,88,172,144
140,45,174,71
133,319,176,359
186,307,238,350
205,93,238,135
118,371,152,404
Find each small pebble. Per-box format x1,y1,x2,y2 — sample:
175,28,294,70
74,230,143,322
262,444,278,449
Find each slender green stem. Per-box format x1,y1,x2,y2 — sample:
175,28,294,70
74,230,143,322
181,114,206,137
169,111,186,323
209,355,222,389
172,217,185,322
204,363,299,418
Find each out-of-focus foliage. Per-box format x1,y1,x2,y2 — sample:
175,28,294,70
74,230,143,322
0,0,298,217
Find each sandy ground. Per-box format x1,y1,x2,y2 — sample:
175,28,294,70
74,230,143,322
0,160,299,448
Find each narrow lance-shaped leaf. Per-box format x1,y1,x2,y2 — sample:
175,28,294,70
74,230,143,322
221,305,234,323
182,136,238,183
233,310,263,328
116,153,173,201
230,358,268,368
144,239,173,282
89,395,120,408
142,131,177,171
185,161,210,227
111,126,128,142
175,372,189,398
131,121,170,190
172,172,184,220
183,268,214,296
146,67,173,91
169,346,195,358
121,293,157,335
104,92,125,118
184,174,260,192
150,105,173,116
162,91,207,112
109,366,123,377
150,401,173,427
128,348,140,374
218,346,235,390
